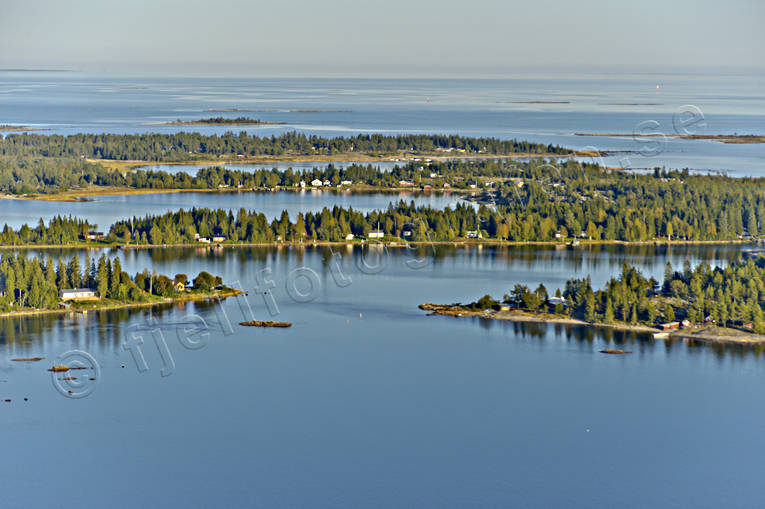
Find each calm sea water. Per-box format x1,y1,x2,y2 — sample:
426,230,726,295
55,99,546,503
0,72,764,175
2,72,765,508
1,244,763,509
0,190,460,230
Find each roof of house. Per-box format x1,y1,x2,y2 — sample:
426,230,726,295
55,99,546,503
60,288,96,295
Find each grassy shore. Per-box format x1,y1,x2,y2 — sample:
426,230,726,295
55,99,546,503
0,288,242,319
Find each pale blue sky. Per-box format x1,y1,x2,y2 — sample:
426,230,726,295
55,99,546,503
0,0,762,76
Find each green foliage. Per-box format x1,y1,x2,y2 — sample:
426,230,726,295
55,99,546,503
192,271,217,291
0,253,224,311
477,256,765,331
467,294,500,311
0,132,567,162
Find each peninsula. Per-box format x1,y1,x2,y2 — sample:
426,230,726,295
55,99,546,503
0,252,239,318
421,258,765,344
0,125,45,132
161,117,286,126
575,132,765,144
203,108,254,113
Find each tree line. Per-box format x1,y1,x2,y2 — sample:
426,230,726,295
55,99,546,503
0,252,221,312
470,257,765,332
0,132,568,161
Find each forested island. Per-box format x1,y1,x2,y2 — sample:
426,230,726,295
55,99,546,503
421,257,765,344
161,117,285,126
0,252,237,316
575,133,765,144
3,156,765,245
0,125,44,132
203,109,254,113
2,155,765,245
0,131,568,161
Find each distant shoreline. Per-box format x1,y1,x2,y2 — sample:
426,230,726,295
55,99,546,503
0,125,47,132
203,109,254,113
158,119,286,126
575,133,765,144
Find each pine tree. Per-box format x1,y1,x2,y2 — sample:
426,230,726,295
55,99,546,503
57,259,69,290
752,303,764,334
663,303,675,322
630,302,638,324
96,256,108,298
604,298,615,323
67,255,82,289
109,257,122,298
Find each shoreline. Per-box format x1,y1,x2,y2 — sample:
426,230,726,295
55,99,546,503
155,120,286,126
419,303,660,333
575,133,765,144
0,125,47,133
82,150,583,172
0,184,480,202
0,238,755,251
0,289,242,320
419,303,765,345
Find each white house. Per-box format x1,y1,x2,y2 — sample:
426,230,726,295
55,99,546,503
212,235,226,243
340,180,353,186
466,230,482,239
311,179,323,187
368,229,384,239
60,288,98,301
299,181,306,188
345,233,355,240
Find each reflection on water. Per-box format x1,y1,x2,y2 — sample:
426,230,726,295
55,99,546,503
4,240,765,509
2,242,758,360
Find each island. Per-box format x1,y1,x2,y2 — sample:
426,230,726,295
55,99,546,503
575,132,765,144
0,252,240,317
203,108,255,113
161,116,286,126
0,125,45,132
421,257,765,345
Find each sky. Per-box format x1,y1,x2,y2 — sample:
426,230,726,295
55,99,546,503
0,0,763,77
